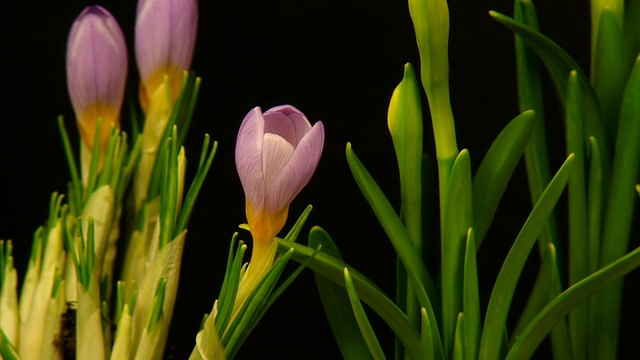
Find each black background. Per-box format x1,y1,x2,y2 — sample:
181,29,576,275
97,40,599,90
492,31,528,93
2,0,638,358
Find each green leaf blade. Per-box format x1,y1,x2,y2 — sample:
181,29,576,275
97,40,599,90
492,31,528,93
472,110,535,246
344,268,387,360
441,150,473,355
462,229,480,360
479,154,575,360
490,10,611,161
309,228,373,360
278,235,425,360
345,143,439,315
507,245,640,360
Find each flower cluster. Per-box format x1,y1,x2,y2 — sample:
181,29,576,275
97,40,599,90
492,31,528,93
1,0,328,359
1,1,205,359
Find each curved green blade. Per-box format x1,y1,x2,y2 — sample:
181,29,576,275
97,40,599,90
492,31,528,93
506,245,640,360
473,110,535,246
490,11,610,161
278,233,424,360
345,143,439,320
344,268,387,360
310,228,373,360
479,154,575,360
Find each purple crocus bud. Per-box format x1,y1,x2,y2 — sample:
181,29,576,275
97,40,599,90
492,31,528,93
235,105,325,254
135,0,198,111
66,6,128,151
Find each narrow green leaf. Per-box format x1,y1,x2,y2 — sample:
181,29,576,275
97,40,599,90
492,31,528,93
512,243,555,339
263,242,322,311
309,227,373,360
278,234,425,360
592,9,627,135
395,259,408,360
473,110,535,246
545,244,572,360
284,204,313,243
85,117,104,196
175,136,217,234
592,54,640,360
512,243,572,359
565,70,589,360
344,268,387,360
224,248,296,358
158,136,176,248
57,116,83,213
96,128,119,189
115,281,125,323
479,154,575,360
215,234,246,335
346,143,438,310
452,313,464,360
507,244,640,360
441,150,472,355
490,10,610,160
420,307,435,360
144,77,181,205
347,142,444,358
513,0,561,257
147,278,168,332
174,73,202,147
463,229,480,360
587,137,603,274
600,53,640,266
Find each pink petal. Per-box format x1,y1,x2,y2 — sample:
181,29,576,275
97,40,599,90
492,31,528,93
267,121,324,212
264,105,312,146
235,107,266,211
262,133,295,187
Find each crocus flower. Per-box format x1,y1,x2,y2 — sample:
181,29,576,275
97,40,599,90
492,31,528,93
135,0,198,111
66,6,128,151
235,105,324,258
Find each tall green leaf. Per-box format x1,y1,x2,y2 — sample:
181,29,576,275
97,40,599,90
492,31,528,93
490,11,611,162
506,245,640,360
344,268,387,360
278,235,425,360
513,0,560,256
472,110,535,246
309,228,372,360
565,70,589,360
592,54,640,360
479,154,575,360
345,143,439,318
462,229,480,360
441,150,472,355
592,9,627,136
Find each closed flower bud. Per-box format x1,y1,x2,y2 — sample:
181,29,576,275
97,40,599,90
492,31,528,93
66,6,127,151
135,0,198,111
235,105,324,254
